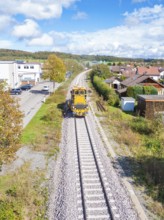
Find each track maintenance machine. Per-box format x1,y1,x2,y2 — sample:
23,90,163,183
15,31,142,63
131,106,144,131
65,86,89,117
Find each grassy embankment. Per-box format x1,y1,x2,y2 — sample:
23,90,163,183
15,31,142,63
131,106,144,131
90,86,164,219
0,71,78,219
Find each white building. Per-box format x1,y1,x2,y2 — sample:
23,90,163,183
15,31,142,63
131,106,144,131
0,61,42,88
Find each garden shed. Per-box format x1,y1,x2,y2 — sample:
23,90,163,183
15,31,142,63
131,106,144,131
137,95,164,119
121,97,135,112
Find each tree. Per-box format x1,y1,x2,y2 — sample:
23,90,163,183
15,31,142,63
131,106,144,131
127,85,143,99
0,82,23,161
64,59,83,75
91,64,112,79
42,54,66,89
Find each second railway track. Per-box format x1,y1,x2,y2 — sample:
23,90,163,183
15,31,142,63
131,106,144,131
74,117,120,220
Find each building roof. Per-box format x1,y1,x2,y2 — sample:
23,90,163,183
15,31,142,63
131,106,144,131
0,61,15,64
159,67,164,72
138,95,164,101
121,74,147,86
121,97,135,101
105,76,121,83
121,74,164,88
137,66,160,76
110,66,122,73
0,60,40,65
121,67,137,77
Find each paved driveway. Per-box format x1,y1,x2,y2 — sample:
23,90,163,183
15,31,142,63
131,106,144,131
12,81,60,128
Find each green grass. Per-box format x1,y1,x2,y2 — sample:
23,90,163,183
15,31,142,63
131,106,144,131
0,163,47,220
89,76,164,219
96,98,164,219
21,102,61,145
0,87,65,219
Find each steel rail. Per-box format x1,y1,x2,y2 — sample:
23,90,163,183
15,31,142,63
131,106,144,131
74,116,114,220
74,118,87,220
84,117,114,220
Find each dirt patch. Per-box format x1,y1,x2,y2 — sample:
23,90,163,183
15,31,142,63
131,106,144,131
0,146,46,175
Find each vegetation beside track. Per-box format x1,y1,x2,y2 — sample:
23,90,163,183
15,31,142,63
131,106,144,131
0,60,83,220
89,77,164,219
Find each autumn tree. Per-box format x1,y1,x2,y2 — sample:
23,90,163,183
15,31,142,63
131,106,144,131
42,54,66,89
0,82,23,162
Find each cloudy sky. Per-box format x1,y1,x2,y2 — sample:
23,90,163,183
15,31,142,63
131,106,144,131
0,0,163,58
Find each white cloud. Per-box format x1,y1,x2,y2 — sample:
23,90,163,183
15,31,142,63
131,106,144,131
49,5,164,58
0,0,78,20
124,4,164,25
0,15,14,31
28,34,53,46
12,19,40,39
72,11,88,20
0,2,163,59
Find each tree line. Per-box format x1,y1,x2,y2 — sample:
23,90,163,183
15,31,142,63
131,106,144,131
1,49,163,64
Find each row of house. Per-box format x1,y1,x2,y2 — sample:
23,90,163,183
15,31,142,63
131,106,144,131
106,65,164,119
105,74,164,96
0,61,42,89
110,65,164,81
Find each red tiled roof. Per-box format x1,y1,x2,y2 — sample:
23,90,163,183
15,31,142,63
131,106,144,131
137,66,160,75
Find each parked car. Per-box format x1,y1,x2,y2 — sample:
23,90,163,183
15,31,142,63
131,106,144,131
42,85,49,91
20,84,33,90
27,83,33,88
10,88,22,95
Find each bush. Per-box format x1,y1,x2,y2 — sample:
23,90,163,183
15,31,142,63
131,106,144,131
0,200,22,220
93,76,119,106
127,85,143,99
127,85,158,99
144,86,158,95
130,117,153,135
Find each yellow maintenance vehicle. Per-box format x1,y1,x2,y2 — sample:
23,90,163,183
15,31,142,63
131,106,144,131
65,86,89,117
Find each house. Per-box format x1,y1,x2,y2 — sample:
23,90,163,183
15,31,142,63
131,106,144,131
0,61,42,88
117,74,164,97
110,66,122,74
110,65,137,78
159,67,164,80
120,66,137,78
17,61,41,85
136,66,160,81
0,61,20,89
137,95,164,119
105,76,121,89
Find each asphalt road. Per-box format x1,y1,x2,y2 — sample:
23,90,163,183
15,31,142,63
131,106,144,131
12,81,60,128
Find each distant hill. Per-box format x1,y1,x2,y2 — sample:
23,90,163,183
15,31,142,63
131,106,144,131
0,49,163,65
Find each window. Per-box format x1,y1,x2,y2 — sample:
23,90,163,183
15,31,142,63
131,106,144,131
30,66,34,69
18,66,21,69
24,66,29,69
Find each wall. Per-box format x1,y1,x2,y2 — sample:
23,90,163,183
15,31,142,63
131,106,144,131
138,99,164,119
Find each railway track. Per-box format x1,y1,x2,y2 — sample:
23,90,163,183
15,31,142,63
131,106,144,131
96,100,106,112
50,73,139,220
74,117,120,220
